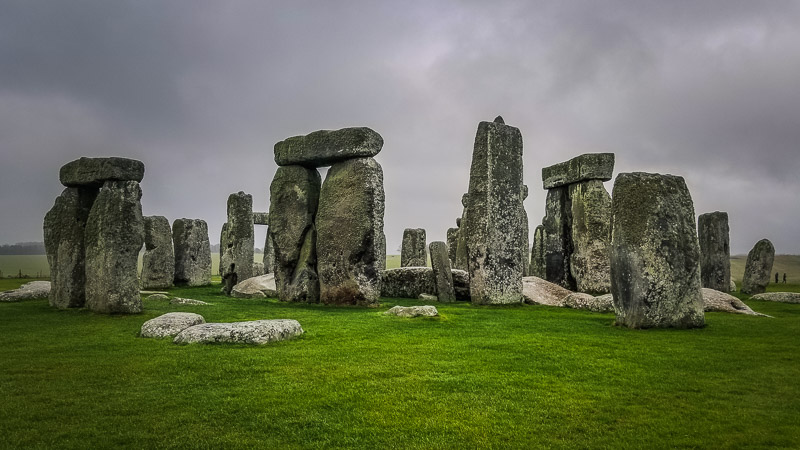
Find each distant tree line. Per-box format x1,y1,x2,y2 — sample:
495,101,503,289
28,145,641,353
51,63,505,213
0,242,46,255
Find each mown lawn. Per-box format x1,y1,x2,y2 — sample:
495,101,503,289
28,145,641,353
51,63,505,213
1,280,799,448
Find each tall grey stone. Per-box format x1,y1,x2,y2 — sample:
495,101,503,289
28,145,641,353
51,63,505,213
59,157,145,187
401,228,427,267
141,216,174,289
529,225,546,278
262,225,274,274
173,218,212,286
521,185,530,277
462,118,525,305
698,211,731,292
220,191,254,292
317,157,385,306
218,222,229,277
543,187,572,289
610,172,705,329
454,193,470,271
274,127,383,167
268,166,321,303
84,181,144,314
43,187,97,309
446,227,459,264
741,239,775,295
252,212,269,225
429,241,456,302
569,180,611,294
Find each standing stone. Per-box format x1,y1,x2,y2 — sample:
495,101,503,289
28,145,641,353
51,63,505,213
317,157,385,306
269,166,321,303
568,180,611,294
529,225,546,278
140,216,174,289
218,222,229,277
610,172,704,329
741,239,775,295
262,225,275,273
454,194,470,271
697,211,731,292
274,127,383,167
220,191,254,292
542,187,573,289
401,228,427,267
446,227,459,264
521,185,530,277
429,241,456,302
173,219,212,286
463,118,525,304
43,187,97,309
84,181,145,314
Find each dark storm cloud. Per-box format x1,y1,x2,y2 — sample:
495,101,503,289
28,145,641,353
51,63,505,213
1,0,798,258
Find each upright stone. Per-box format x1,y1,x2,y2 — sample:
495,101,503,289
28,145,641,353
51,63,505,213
274,127,383,167
140,216,174,289
173,219,212,286
262,226,275,273
463,118,525,305
454,194,470,271
610,172,704,329
268,166,321,303
43,187,97,309
84,181,144,314
542,187,572,289
569,180,611,294
698,211,731,292
401,228,427,267
429,241,456,302
741,239,775,295
220,192,254,292
521,185,530,277
317,157,385,306
529,225,546,278
446,227,459,264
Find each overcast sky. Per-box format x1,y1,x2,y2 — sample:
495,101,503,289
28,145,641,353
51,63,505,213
1,0,798,255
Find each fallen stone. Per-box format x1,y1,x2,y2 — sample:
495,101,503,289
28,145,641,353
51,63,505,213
173,218,212,286
146,293,170,301
232,273,278,298
59,157,145,188
174,319,304,345
0,281,51,302
401,228,427,267
384,305,438,318
751,292,800,304
170,297,211,306
563,292,614,313
141,216,174,289
140,312,205,338
274,127,383,167
419,293,438,301
381,267,435,299
702,288,769,316
541,153,614,190
429,241,456,303
610,172,705,329
698,211,731,292
741,239,775,295
522,276,572,307
140,290,169,295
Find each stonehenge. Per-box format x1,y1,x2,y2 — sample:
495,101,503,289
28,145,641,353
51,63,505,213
429,241,456,303
741,239,775,295
697,212,731,292
401,228,427,267
539,153,613,294
220,192,255,294
529,225,545,278
446,227,459,264
609,172,705,329
141,216,174,289
44,157,145,313
173,218,212,286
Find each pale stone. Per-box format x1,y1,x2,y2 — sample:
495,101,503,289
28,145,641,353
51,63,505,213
522,276,572,307
401,228,427,267
0,281,51,302
569,180,611,294
741,239,775,295
751,292,800,304
140,312,205,338
232,274,278,298
702,288,769,316
146,293,170,301
384,305,438,318
170,297,211,306
174,319,304,345
563,292,614,313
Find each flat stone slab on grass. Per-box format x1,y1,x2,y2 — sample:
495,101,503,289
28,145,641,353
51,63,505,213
751,292,800,304
231,274,278,298
702,289,769,316
170,297,211,306
141,312,205,338
0,281,51,302
146,293,170,301
173,319,304,345
564,292,614,313
384,305,438,318
522,276,572,307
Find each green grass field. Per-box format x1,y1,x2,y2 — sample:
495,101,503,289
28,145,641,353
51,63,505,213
1,277,799,448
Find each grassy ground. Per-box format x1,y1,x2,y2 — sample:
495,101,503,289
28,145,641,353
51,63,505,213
1,279,799,448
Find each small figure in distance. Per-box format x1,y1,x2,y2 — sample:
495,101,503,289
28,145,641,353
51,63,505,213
784,273,787,284
775,272,779,284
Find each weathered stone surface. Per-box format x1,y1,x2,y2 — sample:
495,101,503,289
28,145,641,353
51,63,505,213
384,305,438,318
569,180,611,294
174,319,304,345
541,153,614,189
253,212,269,225
381,267,435,298
172,219,212,286
543,187,573,289
454,194,470,271
401,228,427,267
610,172,705,329
274,127,383,167
146,293,170,301
463,119,525,305
751,292,800,304
220,192,255,293
563,292,614,313
59,157,145,187
741,239,775,295
269,166,321,303
263,225,275,274
702,289,769,316
232,274,278,298
730,279,737,292
698,211,731,292
529,225,546,278
451,269,471,302
317,157,385,306
0,281,51,302
418,293,438,301
44,187,97,309
170,297,210,306
140,312,205,338
84,181,144,314
140,216,174,289
446,227,459,264
522,276,572,307
429,241,456,303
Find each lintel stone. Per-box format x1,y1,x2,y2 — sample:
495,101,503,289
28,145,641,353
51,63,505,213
541,153,614,189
